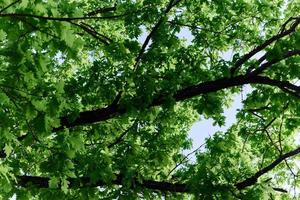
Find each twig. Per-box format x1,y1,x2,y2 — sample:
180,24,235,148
278,112,285,153
0,84,44,98
272,187,288,193
108,119,138,148
167,141,207,178
245,105,271,112
80,22,113,43
248,110,265,120
70,21,110,45
2,89,40,143
87,6,117,16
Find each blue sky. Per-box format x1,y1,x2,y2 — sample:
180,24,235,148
186,91,244,155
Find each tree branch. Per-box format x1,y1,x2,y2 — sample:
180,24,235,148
50,75,299,131
0,0,21,13
272,187,288,193
230,16,300,75
17,174,189,193
246,76,300,98
1,75,295,159
16,142,300,193
70,21,111,45
86,6,117,16
167,142,207,178
108,119,138,148
133,0,182,71
0,12,126,21
235,146,300,190
249,49,300,76
4,47,298,158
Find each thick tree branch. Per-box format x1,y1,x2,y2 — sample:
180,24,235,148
17,174,189,193
16,142,300,193
53,101,123,132
0,12,126,21
52,75,299,131
2,75,295,159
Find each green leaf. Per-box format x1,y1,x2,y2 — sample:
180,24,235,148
61,28,75,48
31,99,47,112
49,177,59,188
25,103,38,120
56,80,65,94
19,0,29,8
0,30,6,40
65,149,76,159
61,178,69,194
0,92,9,105
4,144,12,157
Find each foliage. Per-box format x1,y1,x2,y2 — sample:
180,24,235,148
0,0,299,199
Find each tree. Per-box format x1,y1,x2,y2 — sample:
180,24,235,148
0,0,299,199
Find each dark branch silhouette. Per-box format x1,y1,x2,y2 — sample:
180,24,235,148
54,75,299,131
17,174,189,193
15,145,300,193
0,12,126,21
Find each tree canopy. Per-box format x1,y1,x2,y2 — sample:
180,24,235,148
0,0,299,199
